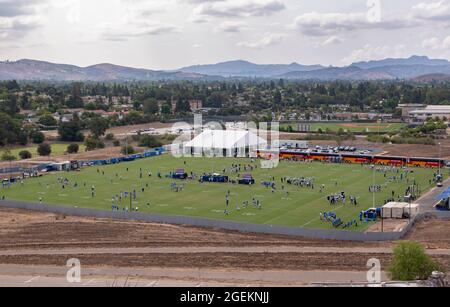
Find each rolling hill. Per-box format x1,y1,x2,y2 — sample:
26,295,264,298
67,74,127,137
0,59,209,81
1,56,450,81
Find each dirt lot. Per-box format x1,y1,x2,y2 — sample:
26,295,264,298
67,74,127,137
405,217,450,249
106,122,172,136
0,208,390,250
0,208,449,275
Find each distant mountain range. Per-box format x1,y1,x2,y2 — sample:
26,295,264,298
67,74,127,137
181,56,450,80
1,56,450,81
0,59,208,81
180,60,324,77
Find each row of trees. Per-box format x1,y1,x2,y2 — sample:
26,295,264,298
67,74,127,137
5,79,450,115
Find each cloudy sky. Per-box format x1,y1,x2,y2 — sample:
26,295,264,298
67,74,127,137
0,0,449,69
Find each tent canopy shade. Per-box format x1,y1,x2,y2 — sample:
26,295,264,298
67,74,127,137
436,187,450,201
184,130,268,150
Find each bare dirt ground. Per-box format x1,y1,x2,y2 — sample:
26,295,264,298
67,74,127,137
405,217,450,249
0,207,449,286
367,219,409,233
106,123,172,136
0,208,391,250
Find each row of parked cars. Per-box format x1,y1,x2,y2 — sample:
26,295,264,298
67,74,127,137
311,146,359,154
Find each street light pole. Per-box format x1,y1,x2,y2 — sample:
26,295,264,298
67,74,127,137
126,133,128,156
439,142,442,176
372,157,375,208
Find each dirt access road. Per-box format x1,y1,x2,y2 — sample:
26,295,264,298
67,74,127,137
0,208,448,286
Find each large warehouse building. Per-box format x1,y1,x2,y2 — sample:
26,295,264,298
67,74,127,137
409,105,450,122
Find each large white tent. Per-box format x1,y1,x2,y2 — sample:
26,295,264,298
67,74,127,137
183,130,267,157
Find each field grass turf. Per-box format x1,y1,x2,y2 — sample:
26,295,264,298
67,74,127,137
311,122,406,133
282,122,406,133
0,154,438,232
7,144,86,159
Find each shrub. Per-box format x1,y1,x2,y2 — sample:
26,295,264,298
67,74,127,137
105,133,115,141
58,121,85,142
19,150,32,160
389,241,442,281
139,135,163,148
121,145,135,155
37,143,52,156
1,149,17,161
391,137,435,145
367,135,390,143
67,144,79,154
85,136,105,151
30,131,45,144
113,140,121,147
38,114,57,127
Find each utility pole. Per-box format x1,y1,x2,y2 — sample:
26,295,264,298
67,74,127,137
439,142,442,176
125,133,128,156
372,157,375,208
129,189,132,212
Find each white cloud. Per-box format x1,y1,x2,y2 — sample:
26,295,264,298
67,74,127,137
412,1,450,21
97,0,179,41
444,36,450,49
342,44,407,64
0,0,45,40
237,32,284,49
291,11,414,37
101,23,179,41
422,35,450,50
216,21,247,33
321,35,343,46
0,0,41,17
192,0,285,18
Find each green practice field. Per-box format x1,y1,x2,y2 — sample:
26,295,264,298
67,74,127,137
0,154,438,231
310,122,406,133
7,144,86,159
282,122,406,133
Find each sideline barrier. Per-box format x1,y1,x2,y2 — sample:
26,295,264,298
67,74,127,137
79,147,165,167
0,199,442,242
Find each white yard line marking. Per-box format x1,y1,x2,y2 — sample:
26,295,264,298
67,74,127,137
146,281,158,287
300,205,345,228
83,279,95,286
24,276,40,284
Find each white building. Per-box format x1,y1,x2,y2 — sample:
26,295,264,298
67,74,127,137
409,105,450,122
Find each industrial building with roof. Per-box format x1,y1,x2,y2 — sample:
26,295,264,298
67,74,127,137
409,105,450,122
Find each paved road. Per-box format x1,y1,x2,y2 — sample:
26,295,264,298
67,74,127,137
417,177,450,213
1,246,450,256
0,264,387,287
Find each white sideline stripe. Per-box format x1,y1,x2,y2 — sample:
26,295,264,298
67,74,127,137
24,276,40,284
146,281,158,287
83,279,94,286
300,205,345,228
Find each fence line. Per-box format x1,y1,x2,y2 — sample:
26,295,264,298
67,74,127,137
1,199,441,242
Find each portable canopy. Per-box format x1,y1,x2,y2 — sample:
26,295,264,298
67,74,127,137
184,129,267,157
436,187,450,201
